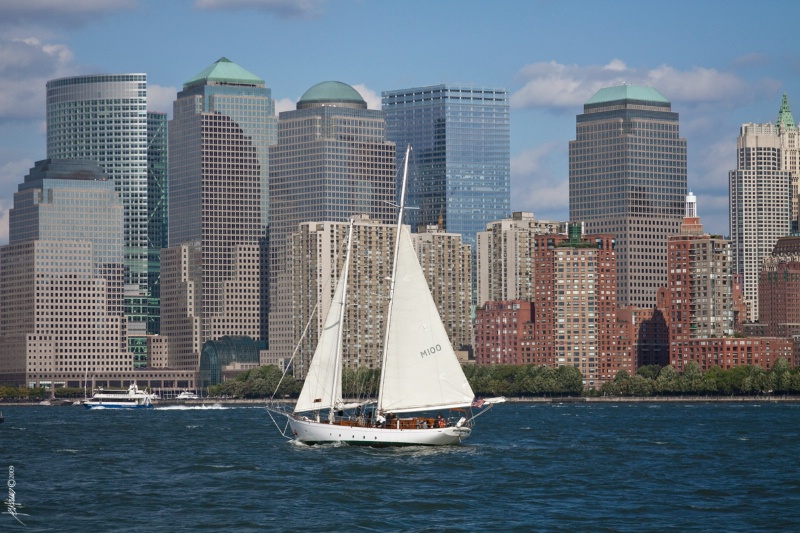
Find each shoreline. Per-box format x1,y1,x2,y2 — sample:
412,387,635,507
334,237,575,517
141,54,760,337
4,395,800,407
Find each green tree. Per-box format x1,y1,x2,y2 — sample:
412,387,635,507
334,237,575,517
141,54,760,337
655,365,680,395
680,361,704,394
636,365,662,381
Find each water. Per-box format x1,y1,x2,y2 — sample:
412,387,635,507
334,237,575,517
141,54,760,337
2,401,800,532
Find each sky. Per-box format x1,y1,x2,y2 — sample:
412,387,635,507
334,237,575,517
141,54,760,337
1,0,799,243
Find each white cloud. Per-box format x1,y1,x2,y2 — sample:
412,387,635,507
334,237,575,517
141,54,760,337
147,84,177,116
0,37,77,122
511,59,766,110
351,84,381,110
0,0,137,29
274,98,296,114
194,0,325,19
510,142,568,221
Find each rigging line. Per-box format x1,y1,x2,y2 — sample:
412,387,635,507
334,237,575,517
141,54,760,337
264,405,293,439
269,301,319,402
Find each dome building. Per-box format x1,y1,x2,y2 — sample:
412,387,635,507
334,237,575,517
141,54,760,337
267,81,397,376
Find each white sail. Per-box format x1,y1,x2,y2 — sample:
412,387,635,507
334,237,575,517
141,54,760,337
378,226,475,414
293,269,346,414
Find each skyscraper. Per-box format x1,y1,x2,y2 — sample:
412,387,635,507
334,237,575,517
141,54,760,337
569,84,687,308
0,159,127,386
268,81,396,360
381,85,511,249
729,123,793,321
165,57,275,368
45,74,157,336
146,111,168,336
776,94,800,230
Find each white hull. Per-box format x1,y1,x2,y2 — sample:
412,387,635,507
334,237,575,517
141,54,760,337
288,415,471,446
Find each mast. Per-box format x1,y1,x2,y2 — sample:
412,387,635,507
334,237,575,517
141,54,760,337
377,145,411,412
329,219,355,422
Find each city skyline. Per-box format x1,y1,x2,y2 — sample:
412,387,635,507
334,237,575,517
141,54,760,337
1,0,800,242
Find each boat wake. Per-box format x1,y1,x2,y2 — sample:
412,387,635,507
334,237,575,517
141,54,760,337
156,403,227,410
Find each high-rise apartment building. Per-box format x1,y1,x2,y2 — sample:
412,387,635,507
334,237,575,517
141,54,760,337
663,194,734,352
531,227,627,387
412,225,473,352
381,85,510,249
729,123,793,321
569,84,687,308
45,74,160,338
476,211,566,307
474,301,532,365
288,217,472,378
165,57,275,368
268,81,396,361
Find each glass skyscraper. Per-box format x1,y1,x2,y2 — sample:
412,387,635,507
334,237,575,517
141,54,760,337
381,85,511,250
45,74,159,337
146,112,168,336
569,84,687,308
166,57,275,366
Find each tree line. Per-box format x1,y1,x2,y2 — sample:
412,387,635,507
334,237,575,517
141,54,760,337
601,359,800,396
4,359,800,401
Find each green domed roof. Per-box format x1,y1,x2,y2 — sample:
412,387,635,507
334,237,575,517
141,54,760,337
297,81,366,108
586,84,669,105
184,57,264,88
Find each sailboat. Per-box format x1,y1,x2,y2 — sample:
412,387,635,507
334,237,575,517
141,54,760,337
272,145,504,446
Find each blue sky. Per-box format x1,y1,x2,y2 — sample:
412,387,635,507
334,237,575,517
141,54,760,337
1,0,799,243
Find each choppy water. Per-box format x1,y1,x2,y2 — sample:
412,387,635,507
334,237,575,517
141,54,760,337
2,401,800,532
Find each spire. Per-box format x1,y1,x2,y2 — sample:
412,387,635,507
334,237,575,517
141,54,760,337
777,93,796,131
680,192,703,236
685,192,697,219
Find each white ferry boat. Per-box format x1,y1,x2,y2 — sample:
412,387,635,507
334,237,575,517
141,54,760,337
82,383,155,409
175,391,199,400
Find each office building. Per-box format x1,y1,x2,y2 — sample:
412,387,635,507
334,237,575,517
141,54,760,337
382,85,510,250
569,84,687,308
0,159,193,390
46,74,161,341
760,235,800,338
268,81,396,361
146,111,168,335
729,122,793,321
476,211,566,306
165,57,275,368
777,94,800,230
